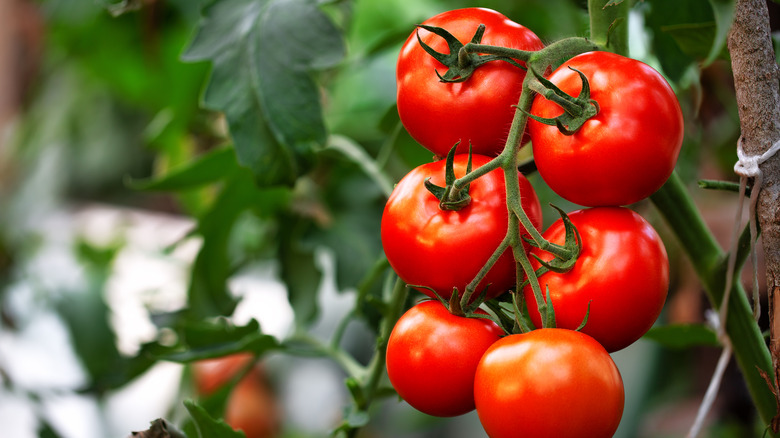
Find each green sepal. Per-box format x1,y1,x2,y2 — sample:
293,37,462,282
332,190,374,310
526,66,600,135
524,205,581,271
542,285,557,329
416,24,524,83
423,143,473,211
575,300,592,332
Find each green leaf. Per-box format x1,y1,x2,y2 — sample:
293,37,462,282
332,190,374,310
183,0,346,187
130,147,239,191
151,318,280,363
278,218,323,327
643,324,720,349
184,400,246,438
705,0,735,66
643,0,715,81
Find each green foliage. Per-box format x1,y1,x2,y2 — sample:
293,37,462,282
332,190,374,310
182,0,346,187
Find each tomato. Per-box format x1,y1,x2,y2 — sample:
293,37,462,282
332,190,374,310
474,328,624,438
528,51,684,207
224,368,281,438
524,207,669,352
192,354,281,438
386,300,504,417
381,154,542,301
397,8,544,157
192,352,255,396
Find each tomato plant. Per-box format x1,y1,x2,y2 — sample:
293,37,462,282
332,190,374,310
524,207,669,352
386,300,504,417
381,153,542,301
474,328,624,438
397,7,544,157
192,354,280,438
528,51,684,207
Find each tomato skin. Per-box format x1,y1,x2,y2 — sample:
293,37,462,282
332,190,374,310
192,354,281,438
474,328,624,438
528,51,683,207
397,8,544,157
524,207,669,352
192,352,255,396
386,300,504,417
381,154,542,301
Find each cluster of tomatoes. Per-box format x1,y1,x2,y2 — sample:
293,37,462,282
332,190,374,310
382,7,683,438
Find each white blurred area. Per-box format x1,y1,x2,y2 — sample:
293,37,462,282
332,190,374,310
0,202,357,437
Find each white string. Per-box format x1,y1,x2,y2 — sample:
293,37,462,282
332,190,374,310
687,136,780,438
734,137,780,178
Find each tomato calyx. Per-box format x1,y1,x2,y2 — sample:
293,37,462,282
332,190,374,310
524,205,581,273
424,143,474,210
416,24,527,83
525,66,600,135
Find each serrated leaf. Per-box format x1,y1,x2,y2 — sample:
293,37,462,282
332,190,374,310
643,324,720,349
183,0,346,187
130,147,239,191
151,319,280,363
184,400,246,438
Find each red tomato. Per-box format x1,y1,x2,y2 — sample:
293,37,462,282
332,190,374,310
524,207,669,352
528,51,683,207
224,368,281,438
397,8,544,157
192,354,281,438
192,352,254,396
474,328,624,438
381,154,542,301
386,300,504,417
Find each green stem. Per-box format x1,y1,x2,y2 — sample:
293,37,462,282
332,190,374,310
650,173,777,428
588,0,629,55
461,234,512,306
462,42,533,61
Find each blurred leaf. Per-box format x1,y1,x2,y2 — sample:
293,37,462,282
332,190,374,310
150,319,279,363
131,146,239,191
279,219,322,327
325,135,393,197
37,420,62,438
663,22,727,61
705,0,735,66
186,170,290,319
183,0,346,187
184,400,245,438
644,0,715,82
58,240,158,393
643,324,720,349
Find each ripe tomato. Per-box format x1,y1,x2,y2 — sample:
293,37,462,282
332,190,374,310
381,154,542,301
524,207,669,352
397,8,544,157
528,51,683,207
192,354,281,438
224,368,281,438
474,328,624,438
192,352,255,396
386,300,504,417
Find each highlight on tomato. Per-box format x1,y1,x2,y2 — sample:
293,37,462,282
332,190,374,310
474,328,624,438
381,154,542,302
386,300,504,417
397,7,544,157
524,206,669,352
528,51,684,207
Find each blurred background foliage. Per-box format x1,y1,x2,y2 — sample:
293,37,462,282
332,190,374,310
0,0,777,437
